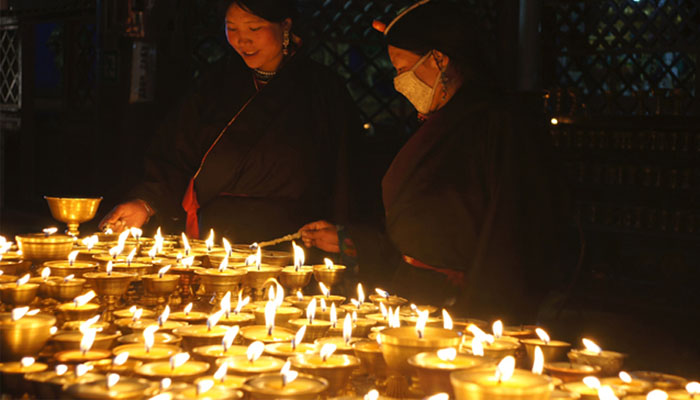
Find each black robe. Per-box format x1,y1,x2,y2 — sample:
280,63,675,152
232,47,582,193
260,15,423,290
130,51,359,243
350,88,572,322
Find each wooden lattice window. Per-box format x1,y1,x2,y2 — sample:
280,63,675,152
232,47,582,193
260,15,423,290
0,18,21,112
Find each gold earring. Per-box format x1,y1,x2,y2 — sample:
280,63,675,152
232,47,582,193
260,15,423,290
283,30,290,55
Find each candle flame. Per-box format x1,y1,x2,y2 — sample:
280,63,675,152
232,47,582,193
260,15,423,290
144,325,158,352
619,371,632,384
320,343,336,361
118,230,130,247
79,314,100,333
320,297,327,312
442,309,453,330
379,302,387,318
415,309,429,338
583,338,602,354
76,363,92,377
207,309,224,330
330,303,337,328
247,341,265,362
205,229,214,252
294,325,306,349
55,364,68,376
223,238,232,257
351,298,360,308
109,245,123,259
148,245,158,259
222,325,239,351
80,328,97,354
584,376,601,390
83,235,98,250
292,241,305,270
319,282,330,297
493,320,504,339
324,257,334,269
160,378,172,390
106,260,113,275
426,394,449,400
220,291,232,316
41,267,51,281
281,368,298,386
352,310,358,322
43,227,58,236
219,255,228,272
74,290,96,307
343,313,353,344
181,233,190,256
184,303,193,315
647,390,669,400
169,353,190,370
437,347,457,362
50,326,58,335
306,298,316,323
471,336,485,356
181,256,194,268
686,382,700,396
158,265,171,278
107,373,120,389
296,290,303,301
255,246,261,269
264,301,276,333
365,390,380,400
17,273,30,286
234,295,250,314
388,306,401,328
64,274,74,282
214,362,228,381
130,227,143,240
132,308,143,322
21,357,35,368
158,305,170,327
598,385,619,400
68,250,79,266
357,283,365,304
495,356,515,383
27,309,40,316
126,247,137,265
532,345,544,374
274,280,284,307
113,352,129,366
535,328,551,344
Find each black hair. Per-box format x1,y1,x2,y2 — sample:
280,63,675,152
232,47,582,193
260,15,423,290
385,0,495,85
223,0,298,25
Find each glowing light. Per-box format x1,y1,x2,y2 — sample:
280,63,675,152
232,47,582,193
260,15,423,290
357,283,365,304
21,357,35,368
181,233,191,256
426,394,449,400
583,376,601,390
598,385,619,400
106,260,113,276
583,338,602,354
343,313,353,344
686,382,700,396
157,265,171,278
218,255,228,272
388,306,401,328
50,326,58,335
493,320,503,339
619,371,632,384
74,290,96,307
181,256,194,268
265,301,276,335
118,230,130,247
76,364,92,377
550,117,559,125
292,241,305,270
197,379,214,396
148,244,158,259
158,305,170,327
67,250,79,266
170,353,190,370
320,343,336,362
646,390,668,400
80,328,97,354
205,229,215,252
184,303,193,316
107,373,120,389
247,341,265,362
17,274,30,286
441,309,453,330
223,238,232,257
64,274,74,282
535,328,551,344
280,360,298,386
319,282,330,297
324,257,334,269
43,227,58,236
207,309,224,331
125,247,137,265
220,291,232,316
306,298,317,323
79,315,100,333
532,346,544,375
415,309,429,338
365,390,380,400
160,378,172,390
234,294,250,314
437,348,457,362
222,325,240,352
113,352,129,366
55,364,68,376
330,303,337,328
293,325,306,350
471,337,484,356
144,325,158,352
379,302,387,318
132,308,143,322
495,356,515,383
320,298,327,312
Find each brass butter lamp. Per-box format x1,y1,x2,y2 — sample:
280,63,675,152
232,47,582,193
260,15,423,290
44,196,102,236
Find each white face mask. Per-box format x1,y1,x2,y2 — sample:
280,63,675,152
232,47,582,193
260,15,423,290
393,52,442,114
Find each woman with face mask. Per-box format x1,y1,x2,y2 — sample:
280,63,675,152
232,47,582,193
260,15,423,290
301,0,573,322
100,0,358,243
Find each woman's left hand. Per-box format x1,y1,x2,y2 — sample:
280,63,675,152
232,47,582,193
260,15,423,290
299,220,339,253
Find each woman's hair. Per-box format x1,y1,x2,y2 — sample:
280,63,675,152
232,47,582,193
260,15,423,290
222,0,297,24
385,0,495,85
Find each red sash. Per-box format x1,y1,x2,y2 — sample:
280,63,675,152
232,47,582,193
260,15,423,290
402,254,466,287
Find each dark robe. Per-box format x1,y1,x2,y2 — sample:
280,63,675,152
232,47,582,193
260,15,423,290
130,51,358,243
350,88,572,322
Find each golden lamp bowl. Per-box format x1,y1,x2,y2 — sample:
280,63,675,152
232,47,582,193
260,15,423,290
451,368,554,400
135,360,210,383
172,325,230,352
117,332,182,347
192,344,247,366
64,376,158,400
0,362,49,398
142,273,180,295
353,339,388,379
107,262,155,279
408,351,496,397
279,266,313,290
83,271,135,297
544,362,602,383
368,293,408,308
243,266,283,290
62,320,111,332
521,339,572,363
242,372,329,400
58,302,101,321
0,260,31,276
45,278,87,302
312,264,346,288
85,358,144,376
290,353,360,397
629,371,688,391
253,306,303,328
52,330,121,351
44,196,102,236
15,233,74,262
261,249,293,267
0,312,56,361
567,349,627,376
43,260,98,278
0,283,39,306
288,319,331,342
0,275,17,285
378,327,461,376
196,269,247,294
172,383,244,400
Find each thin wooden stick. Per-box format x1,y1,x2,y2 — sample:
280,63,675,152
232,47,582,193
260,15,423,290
254,231,302,248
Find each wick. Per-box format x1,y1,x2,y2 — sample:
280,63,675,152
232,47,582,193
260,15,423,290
291,339,296,351
322,355,327,362
418,330,423,339
267,327,273,336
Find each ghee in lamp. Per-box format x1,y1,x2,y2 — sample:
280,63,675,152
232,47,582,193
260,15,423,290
601,372,653,396
220,341,285,376
408,348,495,397
567,338,626,376
544,362,601,383
242,372,329,399
450,357,554,400
136,353,209,382
289,344,359,397
521,328,571,363
113,344,179,362
240,325,295,344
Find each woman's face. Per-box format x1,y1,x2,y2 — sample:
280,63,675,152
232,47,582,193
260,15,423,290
225,3,291,72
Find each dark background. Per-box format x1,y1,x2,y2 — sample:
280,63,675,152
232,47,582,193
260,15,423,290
0,0,698,377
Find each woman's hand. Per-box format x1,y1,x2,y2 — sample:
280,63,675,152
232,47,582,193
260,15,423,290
98,199,152,232
300,220,339,253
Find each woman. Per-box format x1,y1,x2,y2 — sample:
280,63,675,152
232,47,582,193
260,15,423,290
100,0,358,243
301,0,571,321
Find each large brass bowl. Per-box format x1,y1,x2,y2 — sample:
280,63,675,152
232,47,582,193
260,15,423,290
44,196,102,236
0,312,56,361
378,327,461,376
83,271,135,296
0,283,39,306
15,233,74,262
0,260,31,276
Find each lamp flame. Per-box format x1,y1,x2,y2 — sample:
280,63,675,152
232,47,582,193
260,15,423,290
583,376,601,390
647,390,669,400
280,360,298,386
207,309,224,331
437,348,457,362
273,280,285,308
535,328,551,344
79,315,100,333
415,309,429,338
113,352,129,366
320,343,336,362
292,241,305,270
43,227,58,236
306,298,316,323
50,326,58,335
255,246,261,269
196,380,214,397
357,283,365,304
324,258,334,269
686,382,700,396
532,345,544,374
329,303,338,328
41,267,51,281
223,238,232,257
234,294,249,314
169,353,190,370
76,364,92,377
319,282,330,297
27,309,40,316
426,395,449,400
160,378,172,390
493,320,504,339
158,265,171,278
21,357,35,368
214,362,228,382
158,305,170,327
598,386,619,400
205,229,214,252
83,235,98,250
130,227,142,241
619,371,632,384
17,274,30,286
352,311,358,322
107,373,120,389
388,306,401,328
379,302,387,318
264,301,276,335
343,313,353,344
181,256,194,268
583,338,602,354
106,260,113,276
181,233,190,256
80,328,97,354
132,308,143,322
184,303,193,316
55,364,68,376
320,297,327,312
219,255,228,272
125,247,137,265
144,325,158,352
247,341,265,362
148,245,158,259
118,230,130,247
495,356,515,383
365,390,380,400
74,290,96,307
109,245,123,260
296,290,304,301
67,250,79,266
293,325,306,350
64,274,74,282
442,309,453,330
221,291,232,316
222,325,239,351
472,337,484,356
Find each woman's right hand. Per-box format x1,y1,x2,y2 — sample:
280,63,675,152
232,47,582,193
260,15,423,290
98,199,152,232
300,220,340,253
